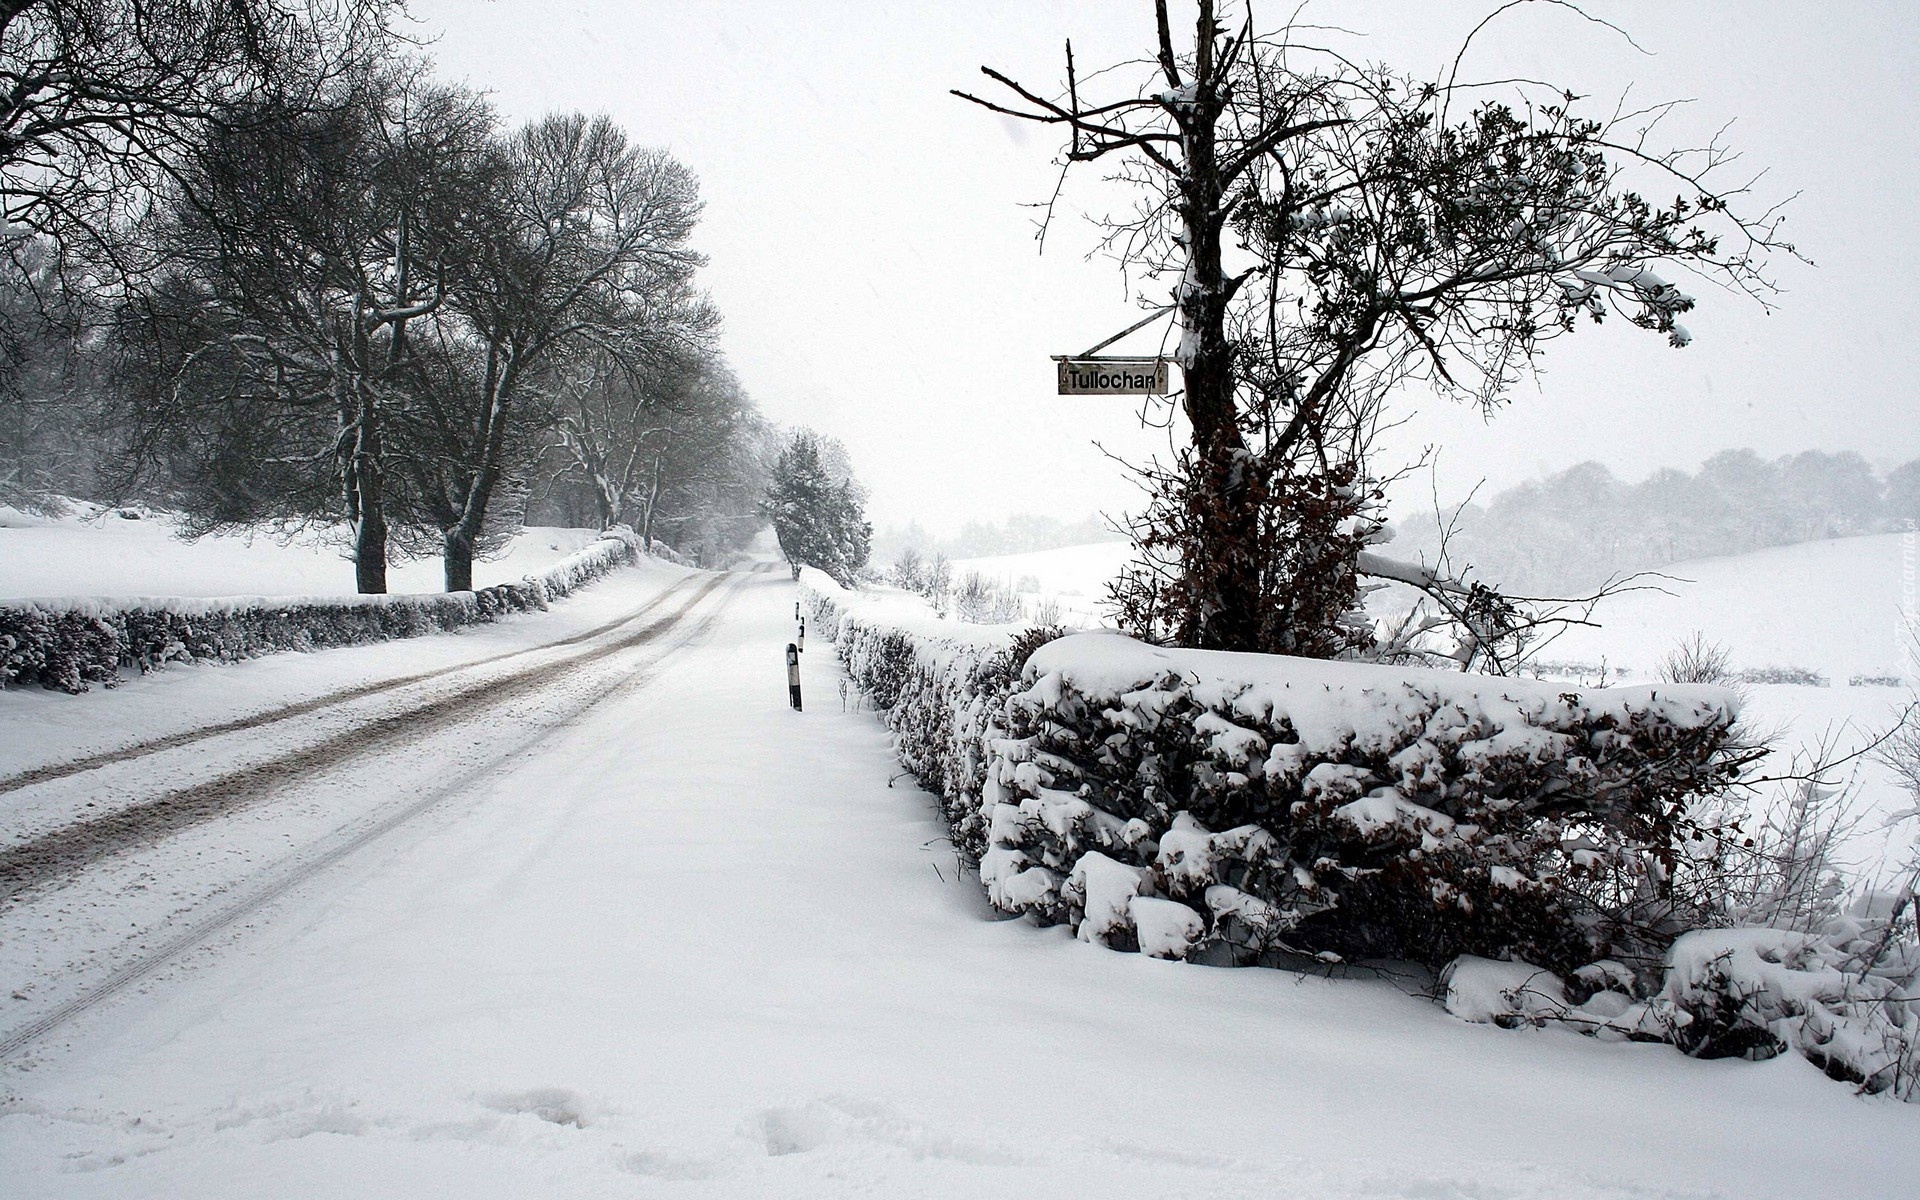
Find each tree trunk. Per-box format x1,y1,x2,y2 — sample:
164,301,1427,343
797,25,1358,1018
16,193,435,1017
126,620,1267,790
352,386,389,594
1173,33,1259,652
443,523,474,592
352,483,389,594
594,480,617,534
336,349,389,595
639,454,663,548
443,351,521,592
445,468,496,592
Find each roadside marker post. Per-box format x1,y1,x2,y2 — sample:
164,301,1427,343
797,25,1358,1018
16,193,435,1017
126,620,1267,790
798,615,805,652
786,643,803,711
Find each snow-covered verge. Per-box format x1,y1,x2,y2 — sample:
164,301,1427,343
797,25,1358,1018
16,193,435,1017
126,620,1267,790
1,532,642,693
805,574,1920,1102
803,570,1034,847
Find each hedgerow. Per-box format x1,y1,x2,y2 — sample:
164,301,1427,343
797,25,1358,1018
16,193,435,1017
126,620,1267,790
2,532,641,693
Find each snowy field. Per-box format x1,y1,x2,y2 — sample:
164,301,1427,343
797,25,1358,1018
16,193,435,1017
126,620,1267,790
1540,533,1912,686
960,532,1915,684
953,540,1134,627
0,502,610,599
3,559,1917,1198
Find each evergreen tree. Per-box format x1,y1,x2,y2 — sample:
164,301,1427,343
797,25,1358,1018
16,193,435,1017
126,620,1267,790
764,430,869,585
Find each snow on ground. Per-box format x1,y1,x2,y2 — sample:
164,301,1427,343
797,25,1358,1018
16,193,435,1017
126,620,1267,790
1510,533,1919,880
1542,533,1912,685
0,502,609,599
2,568,1917,1198
950,540,1134,626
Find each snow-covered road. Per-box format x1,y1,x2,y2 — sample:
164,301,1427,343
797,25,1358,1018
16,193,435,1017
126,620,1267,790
2,564,1916,1197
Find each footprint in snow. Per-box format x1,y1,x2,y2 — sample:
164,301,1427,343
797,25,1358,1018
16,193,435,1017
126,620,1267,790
479,1087,593,1129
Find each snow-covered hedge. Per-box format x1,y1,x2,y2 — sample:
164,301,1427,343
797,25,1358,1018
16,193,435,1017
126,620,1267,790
980,634,1746,974
1443,917,1919,1100
2,531,642,693
810,575,1920,1099
810,576,1745,970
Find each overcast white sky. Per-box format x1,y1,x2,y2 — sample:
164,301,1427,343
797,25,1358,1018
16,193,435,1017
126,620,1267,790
414,1,1919,533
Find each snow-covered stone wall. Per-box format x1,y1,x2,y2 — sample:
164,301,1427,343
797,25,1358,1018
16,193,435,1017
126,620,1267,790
2,532,643,692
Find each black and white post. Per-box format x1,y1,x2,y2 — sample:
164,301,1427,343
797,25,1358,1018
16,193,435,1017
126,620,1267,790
786,642,802,711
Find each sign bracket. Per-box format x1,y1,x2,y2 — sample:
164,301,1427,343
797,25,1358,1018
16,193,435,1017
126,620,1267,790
1058,304,1177,361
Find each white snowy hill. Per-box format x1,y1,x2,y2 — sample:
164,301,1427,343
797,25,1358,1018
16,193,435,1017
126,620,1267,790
1542,532,1912,686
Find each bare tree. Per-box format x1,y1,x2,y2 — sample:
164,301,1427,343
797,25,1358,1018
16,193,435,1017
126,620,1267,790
415,114,709,591
0,0,402,516
545,327,724,536
116,69,496,592
0,0,399,295
628,363,771,562
959,0,1793,656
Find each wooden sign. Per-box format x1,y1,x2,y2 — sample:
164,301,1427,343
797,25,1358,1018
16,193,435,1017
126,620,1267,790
1055,357,1170,395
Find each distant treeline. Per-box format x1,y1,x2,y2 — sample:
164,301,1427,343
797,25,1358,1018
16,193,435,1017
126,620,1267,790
874,513,1122,565
1397,450,1920,594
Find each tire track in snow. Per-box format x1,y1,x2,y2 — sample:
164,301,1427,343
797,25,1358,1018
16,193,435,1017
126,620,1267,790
0,569,761,1062
0,572,733,902
0,573,708,797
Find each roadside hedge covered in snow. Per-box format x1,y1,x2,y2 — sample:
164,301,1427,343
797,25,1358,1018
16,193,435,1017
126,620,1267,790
810,573,1747,975
981,634,1751,975
1442,917,1919,1100
804,576,1920,1100
2,531,642,692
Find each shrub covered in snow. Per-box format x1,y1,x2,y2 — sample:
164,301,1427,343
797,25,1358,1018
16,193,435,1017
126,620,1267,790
978,634,1748,975
1440,916,1919,1100
1,531,641,692
810,575,1920,1100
